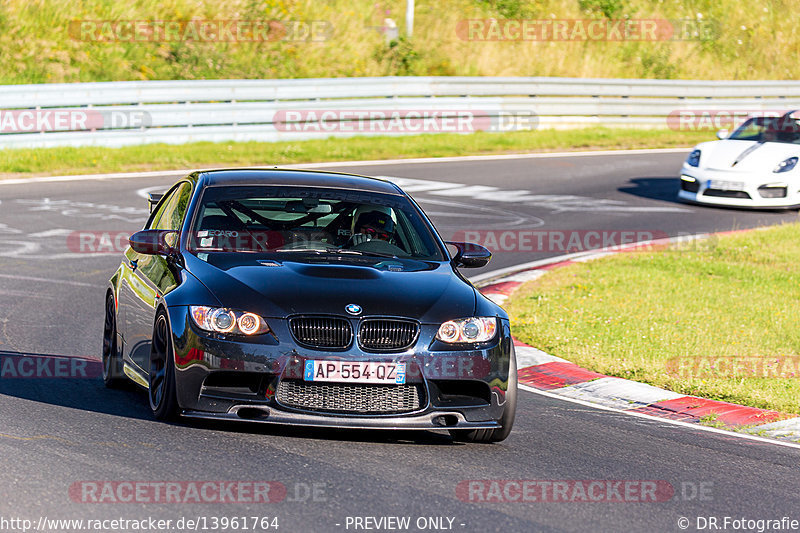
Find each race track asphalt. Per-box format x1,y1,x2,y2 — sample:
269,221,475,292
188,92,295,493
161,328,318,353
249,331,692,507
0,150,797,532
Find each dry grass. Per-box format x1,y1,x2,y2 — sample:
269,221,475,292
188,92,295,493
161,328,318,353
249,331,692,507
0,0,797,83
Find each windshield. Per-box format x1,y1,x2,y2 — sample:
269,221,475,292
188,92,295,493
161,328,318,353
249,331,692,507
189,185,446,261
729,116,800,144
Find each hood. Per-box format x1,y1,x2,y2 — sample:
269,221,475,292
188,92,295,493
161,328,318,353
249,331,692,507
184,253,477,323
698,140,800,173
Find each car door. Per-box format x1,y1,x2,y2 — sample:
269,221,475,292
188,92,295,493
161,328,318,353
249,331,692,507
120,181,193,374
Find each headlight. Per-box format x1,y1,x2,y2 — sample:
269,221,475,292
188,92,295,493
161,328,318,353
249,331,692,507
190,306,270,335
437,317,497,344
686,149,701,167
773,156,798,173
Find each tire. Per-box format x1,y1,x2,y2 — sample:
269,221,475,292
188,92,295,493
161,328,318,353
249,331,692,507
149,310,180,421
450,347,517,443
102,293,125,388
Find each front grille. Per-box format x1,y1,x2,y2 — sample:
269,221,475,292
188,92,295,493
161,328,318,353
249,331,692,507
276,380,422,414
758,185,788,198
703,189,751,199
358,319,419,351
290,316,353,349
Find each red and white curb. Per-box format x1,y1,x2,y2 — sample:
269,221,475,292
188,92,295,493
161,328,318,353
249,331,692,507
474,233,800,446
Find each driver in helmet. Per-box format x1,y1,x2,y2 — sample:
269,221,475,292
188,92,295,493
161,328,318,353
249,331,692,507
350,206,395,246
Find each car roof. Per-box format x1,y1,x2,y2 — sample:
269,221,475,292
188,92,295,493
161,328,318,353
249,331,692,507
194,168,403,195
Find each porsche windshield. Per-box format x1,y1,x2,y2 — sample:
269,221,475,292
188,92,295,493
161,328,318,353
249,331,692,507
729,116,800,144
189,185,446,260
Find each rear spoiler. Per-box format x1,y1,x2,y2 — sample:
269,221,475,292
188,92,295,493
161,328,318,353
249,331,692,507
148,193,164,213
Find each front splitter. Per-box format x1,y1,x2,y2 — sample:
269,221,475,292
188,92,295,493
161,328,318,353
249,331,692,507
181,406,499,430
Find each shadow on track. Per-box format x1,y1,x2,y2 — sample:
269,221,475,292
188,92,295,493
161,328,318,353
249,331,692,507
0,350,458,445
620,177,800,214
0,350,152,420
617,177,685,204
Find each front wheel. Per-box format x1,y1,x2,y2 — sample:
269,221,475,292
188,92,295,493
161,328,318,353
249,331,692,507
149,310,180,421
450,347,517,443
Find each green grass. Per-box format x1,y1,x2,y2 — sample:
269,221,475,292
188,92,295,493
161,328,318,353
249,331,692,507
0,127,708,178
0,0,798,83
505,223,800,415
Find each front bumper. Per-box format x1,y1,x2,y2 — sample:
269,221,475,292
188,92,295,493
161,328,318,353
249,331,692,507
166,306,514,430
183,407,500,430
678,165,800,209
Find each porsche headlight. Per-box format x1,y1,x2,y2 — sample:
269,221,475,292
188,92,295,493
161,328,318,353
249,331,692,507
773,156,798,173
686,149,701,167
437,317,497,344
190,306,269,335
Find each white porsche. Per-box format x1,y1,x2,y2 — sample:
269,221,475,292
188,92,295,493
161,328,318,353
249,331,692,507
678,111,800,208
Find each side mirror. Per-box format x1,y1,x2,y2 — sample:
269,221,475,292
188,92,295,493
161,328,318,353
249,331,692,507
129,229,178,255
447,241,492,268
716,129,729,140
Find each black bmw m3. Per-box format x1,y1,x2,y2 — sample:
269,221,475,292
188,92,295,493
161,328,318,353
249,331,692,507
103,169,517,442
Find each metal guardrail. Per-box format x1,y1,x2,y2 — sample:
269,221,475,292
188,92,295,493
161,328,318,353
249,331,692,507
2,76,799,149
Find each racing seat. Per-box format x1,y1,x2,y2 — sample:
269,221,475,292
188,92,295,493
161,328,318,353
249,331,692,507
199,215,243,231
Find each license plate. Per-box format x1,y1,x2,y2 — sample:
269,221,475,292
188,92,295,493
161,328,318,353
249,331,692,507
304,361,406,384
708,179,745,191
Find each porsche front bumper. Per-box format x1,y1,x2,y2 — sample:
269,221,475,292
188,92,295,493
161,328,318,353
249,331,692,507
678,165,800,209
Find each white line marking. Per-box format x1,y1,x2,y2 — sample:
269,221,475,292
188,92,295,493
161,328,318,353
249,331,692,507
470,249,605,284
552,376,684,410
519,383,800,451
136,185,168,199
417,197,541,229
27,229,73,238
15,198,147,223
0,169,188,186
495,270,546,283
514,344,568,366
0,240,41,257
290,147,693,168
0,147,693,186
485,293,508,305
748,417,800,440
0,273,94,287
381,175,688,213
0,223,22,234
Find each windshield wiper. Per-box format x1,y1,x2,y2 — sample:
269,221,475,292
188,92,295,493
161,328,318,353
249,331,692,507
331,248,399,259
273,247,401,259
274,248,330,253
